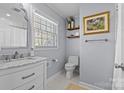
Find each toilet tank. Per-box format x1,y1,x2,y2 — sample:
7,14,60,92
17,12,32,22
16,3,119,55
68,56,79,65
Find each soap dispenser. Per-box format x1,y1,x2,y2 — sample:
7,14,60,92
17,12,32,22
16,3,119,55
30,48,34,57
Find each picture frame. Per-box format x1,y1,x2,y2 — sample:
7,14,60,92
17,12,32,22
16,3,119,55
83,11,110,35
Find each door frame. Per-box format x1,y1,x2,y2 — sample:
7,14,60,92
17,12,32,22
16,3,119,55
112,3,122,90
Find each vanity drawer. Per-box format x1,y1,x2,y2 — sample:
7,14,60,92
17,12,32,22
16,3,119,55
0,63,44,90
14,77,44,90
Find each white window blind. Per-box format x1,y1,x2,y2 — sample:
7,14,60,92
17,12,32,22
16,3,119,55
33,12,58,48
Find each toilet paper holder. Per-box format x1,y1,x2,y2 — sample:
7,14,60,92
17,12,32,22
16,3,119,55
47,58,58,67
47,58,58,62
51,59,58,62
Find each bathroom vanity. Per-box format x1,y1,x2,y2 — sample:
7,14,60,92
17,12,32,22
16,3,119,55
0,56,47,90
0,4,47,90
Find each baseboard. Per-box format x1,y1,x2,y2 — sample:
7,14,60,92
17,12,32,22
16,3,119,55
79,81,104,90
47,70,103,90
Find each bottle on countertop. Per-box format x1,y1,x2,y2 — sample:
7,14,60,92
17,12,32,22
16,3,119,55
30,48,34,57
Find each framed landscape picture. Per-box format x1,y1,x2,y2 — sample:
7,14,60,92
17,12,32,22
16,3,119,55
83,11,110,35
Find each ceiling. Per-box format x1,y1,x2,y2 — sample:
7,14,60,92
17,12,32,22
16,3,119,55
46,3,80,19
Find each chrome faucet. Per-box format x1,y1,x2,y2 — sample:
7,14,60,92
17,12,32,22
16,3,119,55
20,54,24,58
2,55,11,62
13,51,19,59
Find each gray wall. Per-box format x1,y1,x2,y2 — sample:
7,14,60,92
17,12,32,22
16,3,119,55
31,4,66,78
66,16,80,59
0,4,66,78
80,3,116,89
66,36,80,57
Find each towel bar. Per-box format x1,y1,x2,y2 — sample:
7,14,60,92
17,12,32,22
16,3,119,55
85,38,108,42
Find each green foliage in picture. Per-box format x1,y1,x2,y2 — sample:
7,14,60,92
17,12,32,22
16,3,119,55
87,17,105,31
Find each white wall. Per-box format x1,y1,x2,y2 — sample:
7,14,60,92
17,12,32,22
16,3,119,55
31,4,66,78
80,3,116,89
122,4,124,62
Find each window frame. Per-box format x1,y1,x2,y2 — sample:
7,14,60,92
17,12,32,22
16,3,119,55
32,10,59,50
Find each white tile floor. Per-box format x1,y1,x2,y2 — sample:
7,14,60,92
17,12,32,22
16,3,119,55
46,70,80,90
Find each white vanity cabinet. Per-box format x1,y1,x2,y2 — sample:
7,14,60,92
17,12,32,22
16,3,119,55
14,77,44,90
0,57,47,90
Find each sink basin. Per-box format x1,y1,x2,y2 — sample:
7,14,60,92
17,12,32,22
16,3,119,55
10,57,37,62
0,56,46,70
0,57,38,69
25,57,37,60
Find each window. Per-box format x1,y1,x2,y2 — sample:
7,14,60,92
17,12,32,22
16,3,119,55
33,11,58,49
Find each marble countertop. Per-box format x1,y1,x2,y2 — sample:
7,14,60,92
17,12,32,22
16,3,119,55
0,56,47,70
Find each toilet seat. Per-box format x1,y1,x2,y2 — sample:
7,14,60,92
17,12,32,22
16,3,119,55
65,63,76,67
65,63,76,72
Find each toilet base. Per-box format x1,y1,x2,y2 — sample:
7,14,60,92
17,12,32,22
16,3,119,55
66,70,73,79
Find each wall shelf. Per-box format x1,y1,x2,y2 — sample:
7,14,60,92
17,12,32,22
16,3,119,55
67,27,80,31
66,36,80,38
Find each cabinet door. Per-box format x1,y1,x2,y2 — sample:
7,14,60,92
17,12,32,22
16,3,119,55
14,77,44,90
0,63,44,90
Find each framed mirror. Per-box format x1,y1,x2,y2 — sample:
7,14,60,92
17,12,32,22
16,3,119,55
0,3,28,48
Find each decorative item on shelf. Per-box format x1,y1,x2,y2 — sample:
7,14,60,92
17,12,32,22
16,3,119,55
71,34,74,36
66,16,78,30
75,32,80,36
70,16,75,29
66,17,71,30
67,34,80,39
75,25,80,29
83,11,110,35
67,23,71,30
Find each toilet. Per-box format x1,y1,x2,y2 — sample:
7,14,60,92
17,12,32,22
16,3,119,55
65,56,78,79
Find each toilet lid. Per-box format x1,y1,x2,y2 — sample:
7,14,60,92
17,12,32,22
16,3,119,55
65,63,76,67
